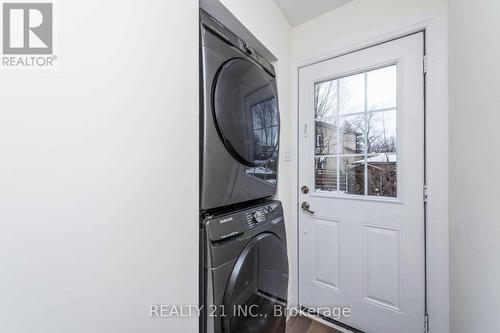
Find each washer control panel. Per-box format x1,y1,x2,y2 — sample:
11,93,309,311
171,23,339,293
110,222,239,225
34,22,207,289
206,201,282,242
244,202,281,229
252,210,265,223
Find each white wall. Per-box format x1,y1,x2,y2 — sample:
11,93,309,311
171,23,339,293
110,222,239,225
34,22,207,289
293,0,446,61
217,0,296,306
291,1,449,332
0,0,198,332
449,0,500,332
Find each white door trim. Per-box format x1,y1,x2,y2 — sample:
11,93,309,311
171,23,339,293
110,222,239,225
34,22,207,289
289,18,449,333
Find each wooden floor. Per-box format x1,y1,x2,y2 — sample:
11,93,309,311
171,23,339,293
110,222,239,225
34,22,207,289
286,315,343,333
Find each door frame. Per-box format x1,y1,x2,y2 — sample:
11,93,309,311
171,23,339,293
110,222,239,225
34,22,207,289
290,19,449,333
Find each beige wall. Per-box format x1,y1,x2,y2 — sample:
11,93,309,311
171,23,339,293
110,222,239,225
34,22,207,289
449,0,500,332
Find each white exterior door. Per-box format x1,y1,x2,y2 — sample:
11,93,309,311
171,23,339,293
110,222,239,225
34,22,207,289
298,33,425,333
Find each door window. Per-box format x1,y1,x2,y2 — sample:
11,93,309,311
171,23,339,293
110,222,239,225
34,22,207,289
314,64,398,198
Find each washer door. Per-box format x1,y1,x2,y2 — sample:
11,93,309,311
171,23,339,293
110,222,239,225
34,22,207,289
223,233,288,333
213,58,280,167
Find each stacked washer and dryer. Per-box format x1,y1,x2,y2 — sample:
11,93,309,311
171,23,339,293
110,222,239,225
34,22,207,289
199,9,289,333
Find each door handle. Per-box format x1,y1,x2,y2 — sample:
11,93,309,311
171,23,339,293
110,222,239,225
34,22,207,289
301,201,314,214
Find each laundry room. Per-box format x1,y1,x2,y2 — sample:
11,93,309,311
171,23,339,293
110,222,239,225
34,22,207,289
1,0,499,332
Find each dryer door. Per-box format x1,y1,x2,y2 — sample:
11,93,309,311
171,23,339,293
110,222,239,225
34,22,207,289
222,233,288,333
213,58,280,167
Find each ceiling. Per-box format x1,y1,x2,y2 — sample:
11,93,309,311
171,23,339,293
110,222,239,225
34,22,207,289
274,0,353,26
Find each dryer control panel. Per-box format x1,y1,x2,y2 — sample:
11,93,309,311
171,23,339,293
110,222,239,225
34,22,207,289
200,9,276,77
205,201,282,242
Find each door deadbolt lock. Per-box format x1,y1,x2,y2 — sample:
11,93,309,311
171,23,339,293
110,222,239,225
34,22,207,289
301,201,314,214
301,186,309,194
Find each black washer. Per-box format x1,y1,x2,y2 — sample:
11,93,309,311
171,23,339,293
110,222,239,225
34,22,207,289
200,200,288,333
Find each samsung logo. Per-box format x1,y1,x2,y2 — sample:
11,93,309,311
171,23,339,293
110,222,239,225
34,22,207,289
219,217,233,224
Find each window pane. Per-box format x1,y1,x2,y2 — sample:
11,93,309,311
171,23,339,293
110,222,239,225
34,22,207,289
315,157,337,192
367,110,397,153
367,154,397,197
315,80,338,155
339,114,366,154
367,65,397,111
338,72,365,115
315,117,338,155
339,156,365,195
312,65,399,199
315,80,337,121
